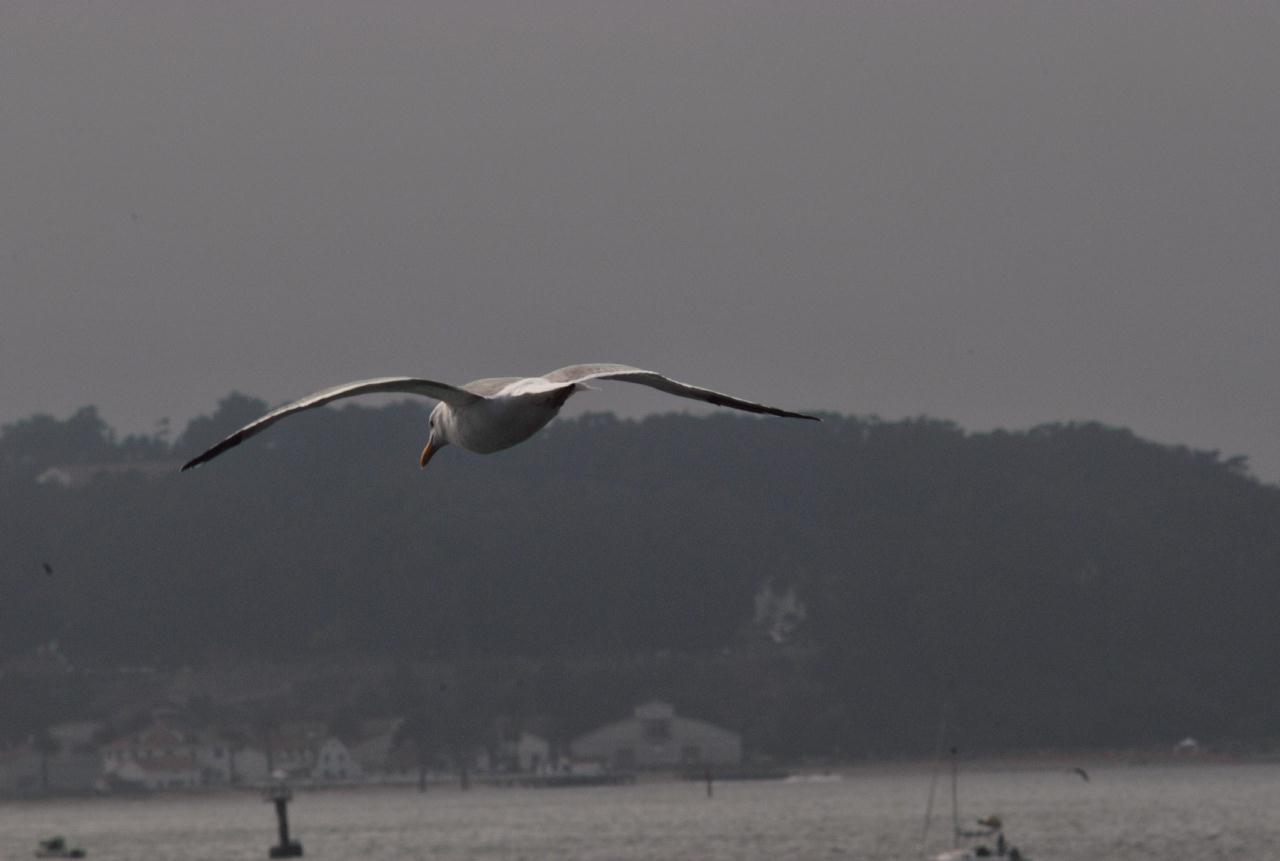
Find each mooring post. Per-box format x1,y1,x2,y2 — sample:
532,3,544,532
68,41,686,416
266,777,304,858
274,793,291,846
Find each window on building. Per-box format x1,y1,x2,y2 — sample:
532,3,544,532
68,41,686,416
642,718,671,742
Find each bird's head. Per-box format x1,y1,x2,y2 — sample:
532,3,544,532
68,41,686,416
419,403,452,469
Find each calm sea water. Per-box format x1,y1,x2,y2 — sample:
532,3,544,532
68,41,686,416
1,762,1276,860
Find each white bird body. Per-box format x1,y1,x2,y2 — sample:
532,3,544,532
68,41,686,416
180,363,818,472
437,380,586,454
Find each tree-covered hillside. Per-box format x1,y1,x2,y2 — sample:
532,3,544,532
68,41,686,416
2,398,1278,756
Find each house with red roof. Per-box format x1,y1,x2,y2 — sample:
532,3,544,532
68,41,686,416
101,720,207,790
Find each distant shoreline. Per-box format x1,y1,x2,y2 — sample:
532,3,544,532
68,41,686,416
5,751,1273,803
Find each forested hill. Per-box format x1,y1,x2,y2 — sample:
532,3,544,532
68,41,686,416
2,397,1279,754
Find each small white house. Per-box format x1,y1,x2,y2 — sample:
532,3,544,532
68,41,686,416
515,732,551,773
311,737,363,782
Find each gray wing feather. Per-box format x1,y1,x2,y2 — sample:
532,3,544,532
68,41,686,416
180,377,478,471
543,364,820,421
461,377,523,397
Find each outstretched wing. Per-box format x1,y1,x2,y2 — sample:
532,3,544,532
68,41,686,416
543,363,820,421
461,376,523,397
180,377,479,471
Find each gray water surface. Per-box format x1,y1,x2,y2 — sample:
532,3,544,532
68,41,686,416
1,762,1274,860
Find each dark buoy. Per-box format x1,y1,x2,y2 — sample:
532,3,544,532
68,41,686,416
265,776,303,858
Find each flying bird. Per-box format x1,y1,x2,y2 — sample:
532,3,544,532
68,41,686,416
41,562,53,576
180,363,820,472
1072,767,1090,782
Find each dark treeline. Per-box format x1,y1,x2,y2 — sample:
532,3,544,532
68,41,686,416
2,397,1279,758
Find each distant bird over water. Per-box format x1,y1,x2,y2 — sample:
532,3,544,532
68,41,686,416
41,562,53,576
181,363,820,472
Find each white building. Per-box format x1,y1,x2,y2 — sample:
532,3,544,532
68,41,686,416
570,701,741,770
112,757,202,791
514,732,551,773
262,727,322,779
311,737,363,782
101,719,211,790
112,722,273,787
488,729,553,773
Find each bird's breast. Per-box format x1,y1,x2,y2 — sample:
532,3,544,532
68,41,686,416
452,392,566,454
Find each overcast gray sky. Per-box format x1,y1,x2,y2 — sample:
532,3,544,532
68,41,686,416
2,2,1277,480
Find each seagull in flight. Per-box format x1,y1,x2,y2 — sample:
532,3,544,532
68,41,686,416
181,363,819,472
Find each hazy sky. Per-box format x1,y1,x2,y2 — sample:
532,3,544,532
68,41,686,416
2,3,1277,480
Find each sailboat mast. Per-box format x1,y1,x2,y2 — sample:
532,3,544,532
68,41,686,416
918,706,950,859
949,746,960,843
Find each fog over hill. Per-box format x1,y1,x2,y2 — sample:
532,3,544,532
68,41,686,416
2,398,1278,757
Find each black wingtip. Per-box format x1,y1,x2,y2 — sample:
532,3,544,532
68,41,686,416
179,451,215,472
179,434,244,472
764,406,822,421
180,450,215,471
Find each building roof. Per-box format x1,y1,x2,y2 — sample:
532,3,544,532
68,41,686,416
571,702,742,750
634,701,675,719
103,720,187,751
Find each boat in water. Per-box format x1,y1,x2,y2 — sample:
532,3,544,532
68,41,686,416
932,815,1027,860
922,748,1031,861
35,836,86,858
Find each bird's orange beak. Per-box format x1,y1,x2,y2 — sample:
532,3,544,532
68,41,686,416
419,436,439,469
